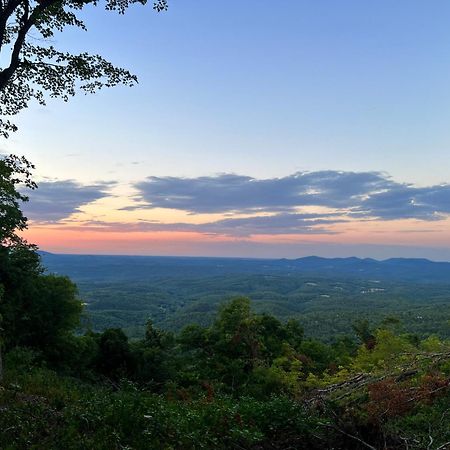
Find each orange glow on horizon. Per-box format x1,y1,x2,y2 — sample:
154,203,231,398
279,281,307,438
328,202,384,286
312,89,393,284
22,216,450,257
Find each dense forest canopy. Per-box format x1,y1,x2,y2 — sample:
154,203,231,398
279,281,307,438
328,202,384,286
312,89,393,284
1,293,450,449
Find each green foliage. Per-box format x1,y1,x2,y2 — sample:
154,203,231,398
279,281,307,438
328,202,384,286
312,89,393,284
173,297,307,397
1,294,450,449
0,245,82,357
94,328,133,379
351,328,415,373
0,154,36,244
387,395,450,449
131,320,174,387
0,360,324,450
352,318,376,349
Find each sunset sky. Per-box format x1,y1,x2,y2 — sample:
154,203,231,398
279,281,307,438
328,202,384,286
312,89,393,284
3,0,450,260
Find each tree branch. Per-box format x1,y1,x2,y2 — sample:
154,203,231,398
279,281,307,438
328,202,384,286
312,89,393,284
0,0,58,90
0,0,22,53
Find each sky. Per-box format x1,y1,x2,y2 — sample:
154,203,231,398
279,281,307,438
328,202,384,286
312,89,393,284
3,0,450,260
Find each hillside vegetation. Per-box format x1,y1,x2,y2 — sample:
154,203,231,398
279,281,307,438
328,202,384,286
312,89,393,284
2,246,450,449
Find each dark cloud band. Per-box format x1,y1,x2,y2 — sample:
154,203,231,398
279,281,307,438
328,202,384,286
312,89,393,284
132,171,450,223
23,180,113,222
133,171,395,214
22,171,450,236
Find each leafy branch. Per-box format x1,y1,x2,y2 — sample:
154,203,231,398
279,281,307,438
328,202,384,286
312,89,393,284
0,0,168,137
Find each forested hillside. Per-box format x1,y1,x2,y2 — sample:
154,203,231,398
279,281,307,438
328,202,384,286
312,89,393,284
41,253,450,283
41,253,450,341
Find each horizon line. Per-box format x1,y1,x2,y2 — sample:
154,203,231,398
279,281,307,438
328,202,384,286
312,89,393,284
38,251,450,264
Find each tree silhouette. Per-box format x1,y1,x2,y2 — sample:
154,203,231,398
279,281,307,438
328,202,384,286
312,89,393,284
0,0,168,137
0,154,36,244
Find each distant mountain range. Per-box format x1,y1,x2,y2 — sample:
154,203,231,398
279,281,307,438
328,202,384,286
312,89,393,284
39,252,450,284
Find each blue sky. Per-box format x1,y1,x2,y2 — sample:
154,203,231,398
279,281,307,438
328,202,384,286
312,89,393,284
5,0,450,258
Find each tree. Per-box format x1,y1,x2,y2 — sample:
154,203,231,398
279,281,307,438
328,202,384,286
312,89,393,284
95,328,133,379
131,320,174,387
0,266,82,352
352,319,376,350
0,154,36,244
0,154,37,380
0,154,83,375
0,0,168,137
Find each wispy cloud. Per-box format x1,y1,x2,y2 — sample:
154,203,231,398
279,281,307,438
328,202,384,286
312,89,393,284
185,213,345,236
65,213,344,236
